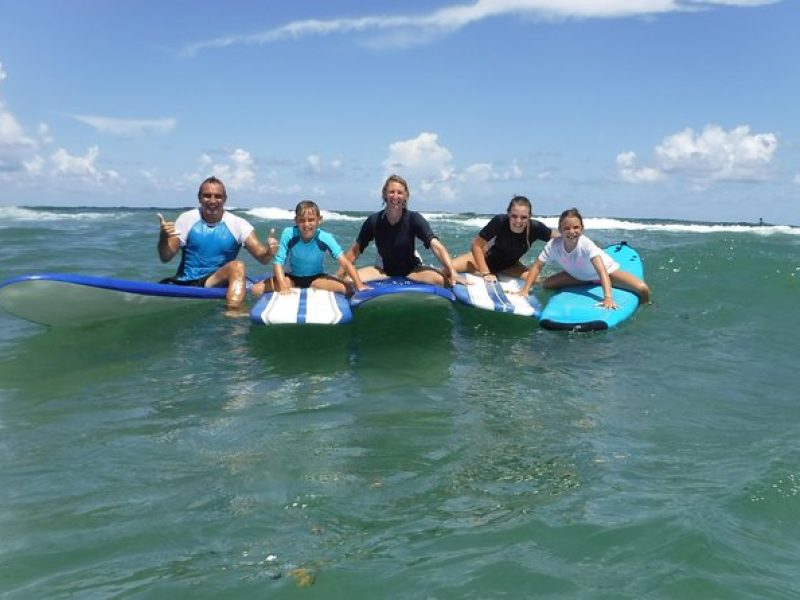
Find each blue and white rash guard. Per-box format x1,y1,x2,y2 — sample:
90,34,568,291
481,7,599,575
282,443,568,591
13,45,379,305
274,226,343,277
173,209,254,281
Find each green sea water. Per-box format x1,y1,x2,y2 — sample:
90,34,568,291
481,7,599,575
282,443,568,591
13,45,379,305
0,207,799,598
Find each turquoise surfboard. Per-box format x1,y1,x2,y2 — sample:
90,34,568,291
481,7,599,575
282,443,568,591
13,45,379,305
539,242,644,332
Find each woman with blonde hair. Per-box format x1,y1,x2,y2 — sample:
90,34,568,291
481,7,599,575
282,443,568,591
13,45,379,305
339,175,463,286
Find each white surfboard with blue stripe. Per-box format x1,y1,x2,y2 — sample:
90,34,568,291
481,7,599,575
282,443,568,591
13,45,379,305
453,273,543,318
250,288,352,325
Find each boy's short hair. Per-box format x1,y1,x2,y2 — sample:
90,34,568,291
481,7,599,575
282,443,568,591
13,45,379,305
295,200,320,217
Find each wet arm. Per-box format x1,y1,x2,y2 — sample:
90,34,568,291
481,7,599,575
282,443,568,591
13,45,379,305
592,255,617,309
517,259,545,296
470,236,492,275
337,255,367,291
243,230,277,265
430,238,464,285
336,241,361,279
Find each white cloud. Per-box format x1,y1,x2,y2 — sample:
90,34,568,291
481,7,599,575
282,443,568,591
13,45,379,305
459,160,524,183
0,99,36,172
182,0,778,55
460,163,495,183
0,102,35,148
0,63,125,189
305,153,343,177
23,155,44,176
382,132,524,203
208,148,256,191
71,115,176,136
383,132,454,179
160,153,232,194
307,154,322,173
382,133,456,202
793,173,800,184
617,124,778,185
617,151,665,183
52,145,100,175
50,145,122,185
38,122,53,145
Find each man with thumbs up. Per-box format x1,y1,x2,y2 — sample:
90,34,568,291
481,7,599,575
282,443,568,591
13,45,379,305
157,176,278,312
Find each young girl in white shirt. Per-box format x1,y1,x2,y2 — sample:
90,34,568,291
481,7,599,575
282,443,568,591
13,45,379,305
516,208,650,309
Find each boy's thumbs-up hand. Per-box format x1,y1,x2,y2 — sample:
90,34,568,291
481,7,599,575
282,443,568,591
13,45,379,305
267,227,278,255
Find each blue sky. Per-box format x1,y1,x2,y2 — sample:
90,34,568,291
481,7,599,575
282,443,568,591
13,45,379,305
1,0,797,224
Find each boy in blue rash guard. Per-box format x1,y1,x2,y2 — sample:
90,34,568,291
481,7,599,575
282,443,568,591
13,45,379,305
252,201,368,297
157,176,278,312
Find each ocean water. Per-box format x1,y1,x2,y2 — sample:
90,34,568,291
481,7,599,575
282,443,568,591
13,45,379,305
0,206,798,599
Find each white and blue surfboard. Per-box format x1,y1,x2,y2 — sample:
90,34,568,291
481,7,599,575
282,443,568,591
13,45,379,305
349,277,455,309
453,273,543,318
539,242,644,332
0,273,230,327
250,288,352,325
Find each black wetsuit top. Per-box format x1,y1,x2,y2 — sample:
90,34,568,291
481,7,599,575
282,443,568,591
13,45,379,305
479,214,552,273
356,209,437,276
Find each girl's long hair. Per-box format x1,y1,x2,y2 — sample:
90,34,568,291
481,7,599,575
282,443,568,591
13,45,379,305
382,174,410,208
507,195,533,250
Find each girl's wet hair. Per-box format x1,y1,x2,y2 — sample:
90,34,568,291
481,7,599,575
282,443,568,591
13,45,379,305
506,195,532,214
295,200,321,218
558,207,584,228
382,174,410,207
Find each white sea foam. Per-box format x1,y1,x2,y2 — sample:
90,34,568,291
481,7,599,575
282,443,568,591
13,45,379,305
244,207,362,222
420,212,461,220
243,207,295,221
432,214,799,236
1,205,795,235
0,206,132,222
582,218,799,236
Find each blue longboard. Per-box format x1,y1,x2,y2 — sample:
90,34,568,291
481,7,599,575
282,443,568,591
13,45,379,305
539,242,644,332
250,288,352,325
453,273,543,318
349,277,455,309
0,273,230,327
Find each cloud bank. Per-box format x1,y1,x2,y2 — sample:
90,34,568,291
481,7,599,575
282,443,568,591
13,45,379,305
382,132,524,201
617,124,778,186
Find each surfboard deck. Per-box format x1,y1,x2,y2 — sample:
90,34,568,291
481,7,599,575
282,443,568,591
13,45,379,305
250,287,352,325
453,273,543,318
539,242,644,332
0,273,229,327
349,277,455,309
